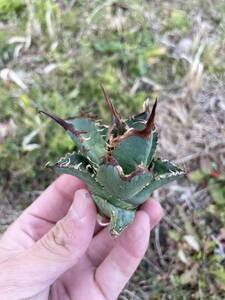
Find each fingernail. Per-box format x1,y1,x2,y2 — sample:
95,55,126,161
70,189,92,220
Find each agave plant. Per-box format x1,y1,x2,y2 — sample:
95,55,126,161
40,88,184,236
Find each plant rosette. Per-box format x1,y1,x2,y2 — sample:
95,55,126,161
40,87,185,236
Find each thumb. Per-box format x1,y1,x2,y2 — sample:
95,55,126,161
31,189,96,278
0,189,96,298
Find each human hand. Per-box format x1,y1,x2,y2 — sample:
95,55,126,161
0,175,163,300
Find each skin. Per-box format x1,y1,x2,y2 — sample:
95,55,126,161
0,174,163,300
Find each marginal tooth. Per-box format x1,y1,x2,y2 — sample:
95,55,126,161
45,161,51,167
60,160,70,167
97,127,106,132
74,162,82,170
126,127,134,133
131,120,146,126
86,156,98,169
161,159,169,163
86,155,92,161
115,165,123,174
85,164,93,172
58,155,66,164
143,182,150,189
97,124,109,129
59,155,71,167
81,136,91,142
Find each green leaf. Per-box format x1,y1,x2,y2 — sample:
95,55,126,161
94,41,124,54
40,111,106,164
125,111,148,130
147,131,158,165
95,123,108,141
129,171,185,204
66,118,106,164
109,206,135,236
53,152,106,197
53,152,134,207
112,130,158,174
152,158,183,175
96,164,152,204
188,169,206,183
53,152,95,183
93,194,135,236
208,179,225,206
210,267,225,287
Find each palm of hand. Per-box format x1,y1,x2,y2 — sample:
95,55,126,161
0,175,163,300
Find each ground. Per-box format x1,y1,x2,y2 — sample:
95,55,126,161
0,1,225,299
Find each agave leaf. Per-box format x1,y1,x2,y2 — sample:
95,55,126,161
95,124,109,140
40,111,106,164
53,152,106,196
66,118,106,164
110,111,148,137
125,98,157,130
101,85,126,136
53,152,133,207
112,130,158,174
112,100,157,173
152,158,183,175
125,111,148,130
129,171,185,205
53,152,95,183
147,131,158,165
110,206,135,236
93,194,135,236
96,164,152,202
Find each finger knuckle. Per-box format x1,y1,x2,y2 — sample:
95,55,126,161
41,217,79,259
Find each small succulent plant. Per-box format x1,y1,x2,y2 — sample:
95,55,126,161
40,88,184,236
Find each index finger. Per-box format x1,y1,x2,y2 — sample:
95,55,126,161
25,174,86,223
94,211,151,300
0,175,86,250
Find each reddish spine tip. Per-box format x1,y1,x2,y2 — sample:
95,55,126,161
100,85,123,135
39,110,87,136
39,110,69,131
124,99,157,139
139,98,157,137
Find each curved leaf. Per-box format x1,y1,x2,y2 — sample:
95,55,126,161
52,152,104,195
40,110,106,164
130,171,185,205
125,111,148,130
66,118,106,164
93,194,135,236
112,129,158,174
152,158,183,175
96,164,152,202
